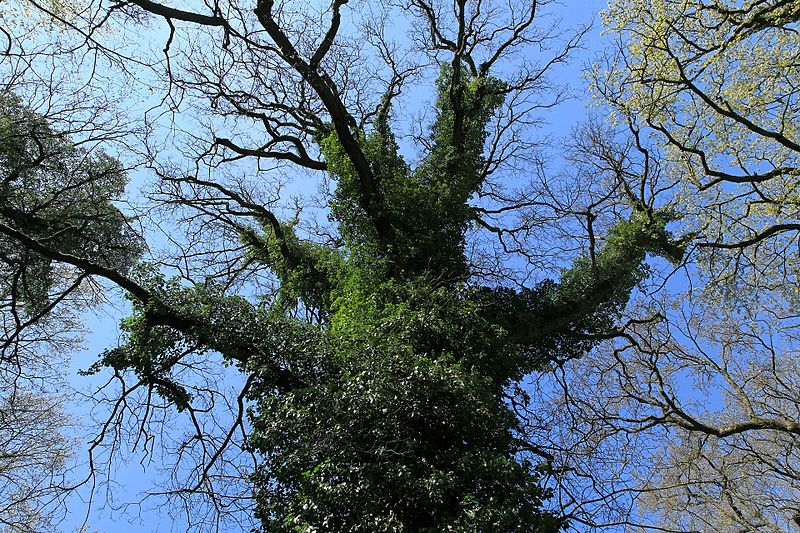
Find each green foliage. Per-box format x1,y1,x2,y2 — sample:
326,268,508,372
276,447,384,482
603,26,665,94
250,276,558,531
242,72,681,526
251,351,556,532
100,66,685,531
320,67,507,279
241,220,344,314
597,0,800,291
0,92,142,313
96,274,312,408
471,208,685,371
0,93,142,530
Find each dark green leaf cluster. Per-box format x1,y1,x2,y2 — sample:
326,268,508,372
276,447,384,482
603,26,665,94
478,209,684,370
241,220,343,315
0,92,142,313
96,276,310,407
250,277,558,532
252,354,555,532
321,68,506,279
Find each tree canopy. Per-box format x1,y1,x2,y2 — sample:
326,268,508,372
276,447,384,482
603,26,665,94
528,0,800,530
0,0,797,531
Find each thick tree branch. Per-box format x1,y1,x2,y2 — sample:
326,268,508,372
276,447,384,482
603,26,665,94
0,220,302,391
254,0,393,245
214,137,327,170
122,0,227,27
697,223,800,249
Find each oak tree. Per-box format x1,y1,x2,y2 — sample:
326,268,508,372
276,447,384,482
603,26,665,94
0,0,690,530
